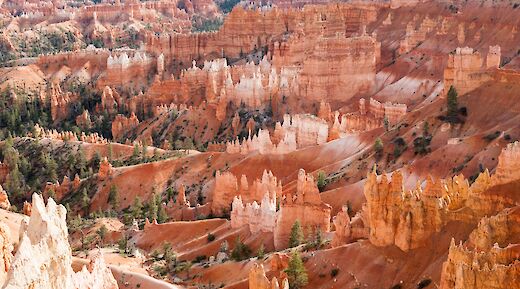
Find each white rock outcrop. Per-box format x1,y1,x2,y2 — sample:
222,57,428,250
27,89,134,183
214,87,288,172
3,193,118,289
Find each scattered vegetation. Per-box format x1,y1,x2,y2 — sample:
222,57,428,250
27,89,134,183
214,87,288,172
285,251,308,289
444,86,463,123
230,237,252,261
392,137,408,159
374,137,384,159
288,220,304,248
417,279,432,289
192,16,224,32
218,0,242,13
413,121,432,155
330,268,340,278
316,171,328,192
483,131,501,142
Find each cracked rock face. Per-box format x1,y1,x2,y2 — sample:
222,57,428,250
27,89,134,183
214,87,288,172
3,193,118,289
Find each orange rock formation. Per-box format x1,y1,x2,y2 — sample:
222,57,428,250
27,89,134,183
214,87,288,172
443,46,501,96
0,185,10,210
274,169,331,250
112,113,140,141
249,263,289,289
440,207,520,289
212,170,281,214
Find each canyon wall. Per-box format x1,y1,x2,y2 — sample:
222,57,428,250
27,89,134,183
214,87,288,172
144,4,378,64
296,34,379,103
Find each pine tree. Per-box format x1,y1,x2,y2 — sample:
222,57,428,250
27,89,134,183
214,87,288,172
231,237,251,261
132,144,140,159
447,85,459,122
118,234,129,255
107,143,113,161
288,220,304,248
141,145,148,160
157,202,168,224
131,196,143,219
148,195,158,221
108,184,119,210
42,152,58,182
81,188,90,212
163,243,177,270
423,121,430,136
5,164,23,199
374,137,384,159
316,171,327,192
284,251,308,289
76,149,87,178
257,244,265,259
314,229,323,249
91,152,101,169
96,225,108,247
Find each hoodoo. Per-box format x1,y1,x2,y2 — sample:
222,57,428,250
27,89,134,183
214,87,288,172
1,0,519,288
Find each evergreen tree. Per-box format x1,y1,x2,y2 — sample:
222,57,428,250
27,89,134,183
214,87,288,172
288,220,304,248
231,237,251,261
131,196,143,219
163,243,177,270
423,121,430,136
96,225,108,247
108,184,119,210
314,229,323,249
41,152,58,182
81,188,90,212
76,149,87,178
178,261,193,279
5,165,23,199
166,187,175,203
141,145,148,160
107,143,113,161
91,152,101,169
157,202,168,224
284,251,308,289
447,85,459,121
148,194,158,221
132,144,140,159
257,244,265,259
316,171,327,192
374,137,384,159
118,234,129,255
